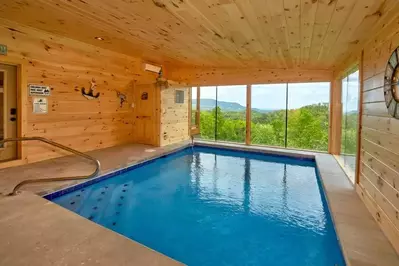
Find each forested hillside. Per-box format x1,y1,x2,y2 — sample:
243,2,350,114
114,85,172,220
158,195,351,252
195,102,357,153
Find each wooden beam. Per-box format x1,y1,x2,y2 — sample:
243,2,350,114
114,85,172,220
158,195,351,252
246,85,251,145
196,86,200,129
188,86,192,135
355,50,364,185
189,86,201,136
329,76,342,154
169,67,333,86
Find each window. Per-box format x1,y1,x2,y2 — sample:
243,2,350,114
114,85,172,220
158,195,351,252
193,82,331,152
339,70,360,183
216,85,246,143
175,90,184,104
287,82,330,151
191,87,198,127
199,86,217,141
197,86,246,143
251,84,287,147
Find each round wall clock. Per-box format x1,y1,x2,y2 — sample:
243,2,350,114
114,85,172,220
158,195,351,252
384,47,399,119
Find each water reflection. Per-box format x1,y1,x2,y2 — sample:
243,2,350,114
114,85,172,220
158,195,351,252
191,151,327,234
53,148,344,266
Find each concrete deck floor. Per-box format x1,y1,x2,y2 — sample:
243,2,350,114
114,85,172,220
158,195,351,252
0,142,189,266
0,140,398,266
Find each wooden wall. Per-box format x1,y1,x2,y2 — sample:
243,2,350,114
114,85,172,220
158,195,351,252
346,15,399,253
0,19,159,164
0,79,3,139
167,66,333,85
160,85,190,146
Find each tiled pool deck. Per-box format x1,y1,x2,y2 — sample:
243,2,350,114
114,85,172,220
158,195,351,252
0,140,398,265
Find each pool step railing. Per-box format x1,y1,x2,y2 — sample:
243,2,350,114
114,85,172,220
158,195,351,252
0,137,101,196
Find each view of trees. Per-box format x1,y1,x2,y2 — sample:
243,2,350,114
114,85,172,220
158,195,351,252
198,105,359,152
193,81,358,153
198,103,331,151
341,113,358,155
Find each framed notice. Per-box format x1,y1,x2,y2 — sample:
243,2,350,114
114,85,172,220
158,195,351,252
33,97,48,114
29,84,51,96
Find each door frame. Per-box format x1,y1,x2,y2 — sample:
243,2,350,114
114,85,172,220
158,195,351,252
0,58,27,168
133,83,161,146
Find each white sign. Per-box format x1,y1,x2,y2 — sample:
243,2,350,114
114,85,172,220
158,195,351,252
29,84,51,96
33,97,48,114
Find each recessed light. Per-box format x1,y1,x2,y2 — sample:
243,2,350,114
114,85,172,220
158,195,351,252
94,37,104,41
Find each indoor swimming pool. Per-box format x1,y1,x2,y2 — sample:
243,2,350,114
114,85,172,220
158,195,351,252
46,147,345,266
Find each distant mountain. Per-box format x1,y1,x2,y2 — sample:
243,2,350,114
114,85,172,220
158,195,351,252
193,99,245,111
193,99,276,113
252,108,276,113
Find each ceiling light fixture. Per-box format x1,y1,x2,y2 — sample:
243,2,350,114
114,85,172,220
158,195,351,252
94,37,104,41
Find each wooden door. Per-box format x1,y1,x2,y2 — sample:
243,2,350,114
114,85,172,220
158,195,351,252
133,84,160,146
0,63,17,162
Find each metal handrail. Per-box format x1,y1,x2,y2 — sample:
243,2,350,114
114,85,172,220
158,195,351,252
0,137,101,196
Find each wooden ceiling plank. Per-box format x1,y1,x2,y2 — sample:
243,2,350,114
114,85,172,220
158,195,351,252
262,0,291,68
334,0,398,66
222,3,270,64
284,0,302,68
201,0,256,61
158,0,247,66
309,0,337,69
232,0,272,59
172,0,256,63
34,0,204,65
318,0,357,65
244,0,287,68
1,0,397,70
300,0,318,67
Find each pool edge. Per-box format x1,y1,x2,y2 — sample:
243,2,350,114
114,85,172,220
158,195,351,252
43,142,352,266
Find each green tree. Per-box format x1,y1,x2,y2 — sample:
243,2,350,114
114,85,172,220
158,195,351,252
197,103,330,152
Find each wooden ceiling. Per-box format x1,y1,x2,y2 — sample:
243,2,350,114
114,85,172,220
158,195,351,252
0,0,398,70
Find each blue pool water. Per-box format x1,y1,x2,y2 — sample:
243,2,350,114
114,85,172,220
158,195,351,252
49,147,345,266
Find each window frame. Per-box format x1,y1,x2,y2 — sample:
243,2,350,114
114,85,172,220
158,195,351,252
189,86,200,136
192,82,332,153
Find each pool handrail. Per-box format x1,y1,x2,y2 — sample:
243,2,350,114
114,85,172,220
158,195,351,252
0,137,101,196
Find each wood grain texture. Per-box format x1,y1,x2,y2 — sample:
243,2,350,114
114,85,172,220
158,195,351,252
340,13,399,252
132,84,161,147
329,77,342,154
357,183,399,253
0,0,396,70
160,85,190,146
0,19,159,163
167,66,333,86
246,85,251,145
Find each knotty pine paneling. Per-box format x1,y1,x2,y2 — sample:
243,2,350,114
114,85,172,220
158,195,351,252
345,15,399,252
167,66,333,86
0,19,159,163
1,0,398,70
160,85,189,146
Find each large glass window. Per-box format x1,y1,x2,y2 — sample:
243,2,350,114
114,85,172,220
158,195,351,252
287,82,330,151
339,70,360,183
191,87,198,127
198,86,246,143
199,86,217,141
216,85,246,143
251,84,287,147
196,82,331,152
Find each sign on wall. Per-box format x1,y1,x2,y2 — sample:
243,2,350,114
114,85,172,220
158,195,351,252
33,97,48,114
0,44,7,55
29,84,51,96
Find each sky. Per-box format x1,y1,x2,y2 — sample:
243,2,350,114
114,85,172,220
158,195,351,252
197,73,360,111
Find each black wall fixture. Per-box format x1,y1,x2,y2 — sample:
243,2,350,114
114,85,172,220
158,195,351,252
81,79,100,100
